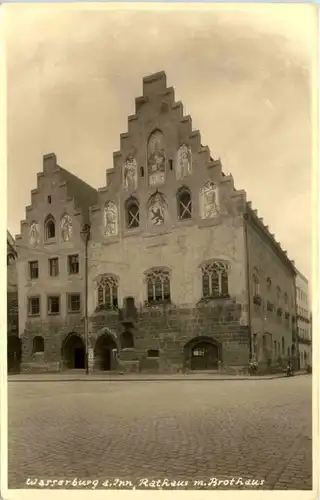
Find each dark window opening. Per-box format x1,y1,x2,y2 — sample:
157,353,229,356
33,336,44,353
48,296,60,315
45,217,56,240
48,195,52,204
29,261,39,279
178,188,192,220
68,254,79,275
147,349,159,358
68,294,81,313
126,200,140,229
140,166,144,177
49,257,59,277
28,297,40,316
169,159,173,170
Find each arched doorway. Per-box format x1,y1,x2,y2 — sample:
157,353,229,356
184,336,221,371
61,333,85,369
94,334,117,371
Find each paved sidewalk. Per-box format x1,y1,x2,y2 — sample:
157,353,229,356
8,371,309,382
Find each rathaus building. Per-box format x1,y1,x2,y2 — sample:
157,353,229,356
16,71,298,373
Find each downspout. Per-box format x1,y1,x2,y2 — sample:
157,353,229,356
243,213,252,361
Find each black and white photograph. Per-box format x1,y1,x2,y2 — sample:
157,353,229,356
2,2,317,497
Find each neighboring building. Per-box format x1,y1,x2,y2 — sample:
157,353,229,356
7,230,20,372
15,154,98,372
17,71,297,373
295,270,312,369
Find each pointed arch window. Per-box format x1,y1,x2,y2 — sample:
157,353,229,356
177,186,192,220
200,261,229,298
125,197,140,229
145,267,171,304
96,274,119,310
44,214,56,240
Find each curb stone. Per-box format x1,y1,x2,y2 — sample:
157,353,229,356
8,372,309,383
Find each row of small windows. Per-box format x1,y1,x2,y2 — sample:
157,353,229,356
298,326,310,339
252,269,290,307
296,287,308,304
28,255,79,279
257,333,292,359
95,261,229,310
125,187,192,229
28,294,81,316
297,306,309,320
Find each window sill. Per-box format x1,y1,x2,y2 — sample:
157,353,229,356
178,216,193,223
44,239,57,246
47,312,60,316
94,306,118,314
67,310,81,314
199,295,230,301
28,314,40,317
144,300,171,307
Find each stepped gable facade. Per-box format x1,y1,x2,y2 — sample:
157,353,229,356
15,153,98,372
16,71,297,373
87,71,296,373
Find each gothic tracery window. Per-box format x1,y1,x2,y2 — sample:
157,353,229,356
145,267,171,303
177,187,192,220
201,261,229,298
96,274,119,310
125,197,140,229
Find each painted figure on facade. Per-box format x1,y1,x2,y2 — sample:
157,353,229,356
104,201,118,236
200,181,220,219
123,156,138,191
148,191,167,226
148,130,165,186
29,222,40,246
60,213,73,242
176,144,192,180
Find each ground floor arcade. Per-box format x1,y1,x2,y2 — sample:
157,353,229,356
20,329,248,374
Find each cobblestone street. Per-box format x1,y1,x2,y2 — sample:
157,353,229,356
8,376,312,490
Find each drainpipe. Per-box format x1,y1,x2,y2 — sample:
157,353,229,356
243,213,252,361
81,223,91,375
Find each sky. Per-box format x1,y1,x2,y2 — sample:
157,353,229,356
4,3,316,283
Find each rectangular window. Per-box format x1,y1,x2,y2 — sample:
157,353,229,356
49,257,59,277
68,293,81,313
28,296,40,316
68,254,79,275
48,295,60,315
29,261,39,279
